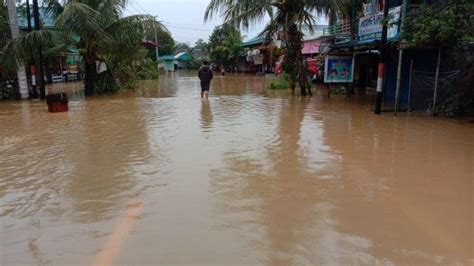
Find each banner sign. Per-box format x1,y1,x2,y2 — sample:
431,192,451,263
358,5,401,42
324,55,354,83
302,40,320,54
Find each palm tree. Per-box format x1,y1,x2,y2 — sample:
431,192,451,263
205,0,346,96
5,0,29,99
53,0,165,95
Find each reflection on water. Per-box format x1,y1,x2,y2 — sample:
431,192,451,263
1,71,473,265
200,100,213,131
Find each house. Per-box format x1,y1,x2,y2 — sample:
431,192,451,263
240,26,329,75
16,7,82,83
174,52,192,69
158,55,175,71
321,0,449,112
240,35,271,74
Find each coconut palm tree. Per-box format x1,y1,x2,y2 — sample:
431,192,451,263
3,0,165,96
52,0,165,95
205,0,347,96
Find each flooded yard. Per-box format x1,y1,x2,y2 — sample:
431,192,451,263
1,71,473,265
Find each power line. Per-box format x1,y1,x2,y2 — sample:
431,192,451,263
164,24,214,32
131,0,151,16
163,21,216,27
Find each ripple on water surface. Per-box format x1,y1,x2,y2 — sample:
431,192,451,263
0,73,473,265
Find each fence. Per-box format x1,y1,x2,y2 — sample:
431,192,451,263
409,70,461,113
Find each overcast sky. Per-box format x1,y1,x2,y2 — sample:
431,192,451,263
124,0,268,45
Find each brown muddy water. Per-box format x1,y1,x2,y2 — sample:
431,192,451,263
1,71,473,265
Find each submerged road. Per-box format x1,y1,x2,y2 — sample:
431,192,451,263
1,71,473,265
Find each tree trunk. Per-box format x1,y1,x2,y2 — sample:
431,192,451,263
84,60,96,96
289,79,296,95
298,59,311,96
286,23,310,96
32,0,45,98
6,0,29,99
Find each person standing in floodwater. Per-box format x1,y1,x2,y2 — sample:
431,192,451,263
220,64,225,76
198,61,213,98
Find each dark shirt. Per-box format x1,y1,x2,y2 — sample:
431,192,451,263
198,65,213,83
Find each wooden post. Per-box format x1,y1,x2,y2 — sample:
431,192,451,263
394,49,403,115
432,47,441,114
407,59,414,111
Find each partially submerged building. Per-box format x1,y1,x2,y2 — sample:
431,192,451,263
321,0,465,112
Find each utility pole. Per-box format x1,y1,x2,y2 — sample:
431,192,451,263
374,0,390,114
26,0,31,32
6,0,29,99
32,0,46,99
153,23,160,71
26,0,38,98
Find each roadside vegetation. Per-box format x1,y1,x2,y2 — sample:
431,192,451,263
0,0,167,98
402,0,474,116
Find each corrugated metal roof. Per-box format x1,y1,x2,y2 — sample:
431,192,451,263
174,52,192,61
242,35,266,47
159,55,175,61
242,25,328,47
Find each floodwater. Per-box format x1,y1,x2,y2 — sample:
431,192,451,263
1,71,473,265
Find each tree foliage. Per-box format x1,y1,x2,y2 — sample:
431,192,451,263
2,0,167,95
205,0,346,95
145,26,175,58
175,42,190,53
208,24,242,68
403,0,474,48
0,1,10,50
194,39,209,52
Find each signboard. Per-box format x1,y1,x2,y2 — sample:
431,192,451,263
362,2,378,16
358,5,401,42
302,40,320,54
387,6,401,39
324,55,354,83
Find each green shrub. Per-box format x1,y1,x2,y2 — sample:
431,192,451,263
0,80,20,100
269,72,290,90
437,92,473,116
